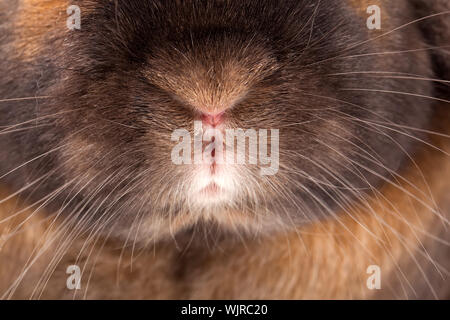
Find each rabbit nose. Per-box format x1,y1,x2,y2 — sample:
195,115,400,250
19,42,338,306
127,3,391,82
201,112,225,127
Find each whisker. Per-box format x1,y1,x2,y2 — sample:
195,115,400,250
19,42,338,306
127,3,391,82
0,96,52,103
340,88,450,104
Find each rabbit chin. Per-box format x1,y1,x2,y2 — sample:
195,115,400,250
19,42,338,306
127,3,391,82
187,162,242,211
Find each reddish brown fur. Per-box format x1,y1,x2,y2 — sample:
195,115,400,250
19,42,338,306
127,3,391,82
0,107,448,299
0,0,449,299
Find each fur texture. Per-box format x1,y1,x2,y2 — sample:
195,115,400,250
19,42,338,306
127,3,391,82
0,0,449,299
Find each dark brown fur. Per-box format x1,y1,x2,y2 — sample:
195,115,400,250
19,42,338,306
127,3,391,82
0,0,449,299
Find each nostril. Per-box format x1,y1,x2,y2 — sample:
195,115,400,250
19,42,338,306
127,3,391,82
201,112,225,127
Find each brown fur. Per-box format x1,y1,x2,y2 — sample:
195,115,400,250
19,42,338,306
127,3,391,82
13,0,68,60
0,107,448,299
0,0,449,299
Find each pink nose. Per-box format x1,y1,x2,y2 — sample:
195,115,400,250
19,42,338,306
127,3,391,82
201,112,224,127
